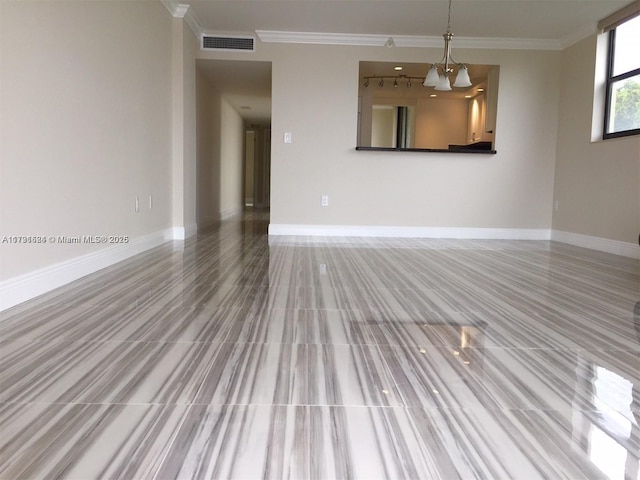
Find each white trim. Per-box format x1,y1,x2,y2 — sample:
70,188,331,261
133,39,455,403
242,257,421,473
170,223,198,240
183,10,204,38
255,30,562,50
221,207,244,220
0,229,174,312
559,23,598,49
160,0,187,17
170,226,186,240
551,230,640,259
268,224,551,240
257,31,388,46
160,0,203,37
268,225,640,258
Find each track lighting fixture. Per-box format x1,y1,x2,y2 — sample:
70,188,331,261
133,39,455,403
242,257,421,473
362,74,426,89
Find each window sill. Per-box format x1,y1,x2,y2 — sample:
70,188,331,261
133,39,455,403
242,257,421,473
355,146,497,154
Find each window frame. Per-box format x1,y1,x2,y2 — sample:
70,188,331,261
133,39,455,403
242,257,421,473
603,17,640,140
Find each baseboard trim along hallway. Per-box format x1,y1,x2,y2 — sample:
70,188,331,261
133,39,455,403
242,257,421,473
269,224,640,259
551,229,640,259
3,223,638,312
268,224,552,240
0,228,174,311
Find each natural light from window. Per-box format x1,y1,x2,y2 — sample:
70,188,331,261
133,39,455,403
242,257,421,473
611,16,640,75
606,15,640,136
588,367,636,479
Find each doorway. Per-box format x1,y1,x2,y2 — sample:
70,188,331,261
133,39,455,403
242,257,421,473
195,59,272,220
245,127,271,209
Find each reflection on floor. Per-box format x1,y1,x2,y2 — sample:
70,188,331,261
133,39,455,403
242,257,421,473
1,210,639,479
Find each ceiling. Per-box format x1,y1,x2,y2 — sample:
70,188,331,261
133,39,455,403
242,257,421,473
190,0,631,125
196,59,272,125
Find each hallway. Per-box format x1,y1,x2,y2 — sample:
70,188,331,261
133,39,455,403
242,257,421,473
1,210,638,479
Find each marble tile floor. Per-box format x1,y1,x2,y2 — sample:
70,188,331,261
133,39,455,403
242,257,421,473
1,210,639,479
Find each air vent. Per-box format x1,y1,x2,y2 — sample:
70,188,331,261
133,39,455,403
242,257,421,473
202,35,255,52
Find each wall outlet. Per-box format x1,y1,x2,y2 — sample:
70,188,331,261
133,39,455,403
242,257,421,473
321,195,329,207
284,132,292,144
319,264,327,275
135,196,139,213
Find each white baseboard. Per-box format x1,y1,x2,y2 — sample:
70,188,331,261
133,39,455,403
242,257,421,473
170,226,186,240
221,206,243,220
268,224,639,258
268,224,551,240
551,230,640,259
4,225,633,312
171,223,198,240
0,228,174,312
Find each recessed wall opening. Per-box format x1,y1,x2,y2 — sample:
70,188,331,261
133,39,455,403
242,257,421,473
195,59,272,226
357,61,500,152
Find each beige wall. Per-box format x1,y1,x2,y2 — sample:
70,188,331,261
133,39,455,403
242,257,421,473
252,43,560,228
171,17,197,234
196,68,222,227
553,34,640,244
371,107,396,147
220,99,245,215
245,131,256,205
195,69,246,224
414,98,468,149
3,0,636,293
198,42,560,229
0,1,173,281
183,25,198,233
253,127,271,208
363,97,471,149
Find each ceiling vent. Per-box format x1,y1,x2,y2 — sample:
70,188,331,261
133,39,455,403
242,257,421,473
201,35,256,52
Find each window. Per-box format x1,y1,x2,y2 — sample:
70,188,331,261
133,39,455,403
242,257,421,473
604,14,640,139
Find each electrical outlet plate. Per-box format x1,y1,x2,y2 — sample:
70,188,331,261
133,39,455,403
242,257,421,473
321,195,329,206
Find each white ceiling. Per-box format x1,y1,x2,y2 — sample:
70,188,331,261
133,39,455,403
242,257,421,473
188,0,630,41
190,0,631,125
196,59,272,125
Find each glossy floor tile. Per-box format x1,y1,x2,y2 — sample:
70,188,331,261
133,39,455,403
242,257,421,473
1,210,639,479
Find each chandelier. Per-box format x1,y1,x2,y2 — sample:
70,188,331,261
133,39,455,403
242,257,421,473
423,0,472,91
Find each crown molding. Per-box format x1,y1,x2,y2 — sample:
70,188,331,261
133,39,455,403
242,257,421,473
256,30,563,50
160,0,187,17
256,30,388,46
559,22,598,49
160,0,203,37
